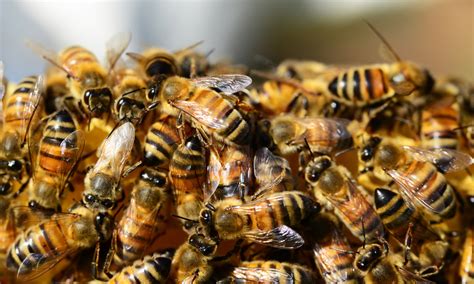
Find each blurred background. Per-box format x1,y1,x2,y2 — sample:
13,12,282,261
0,0,472,82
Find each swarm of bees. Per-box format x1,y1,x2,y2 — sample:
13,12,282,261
0,23,473,284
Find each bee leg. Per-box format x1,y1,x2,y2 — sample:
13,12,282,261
404,222,414,265
195,127,212,148
103,231,117,279
286,93,308,118
12,180,28,199
176,111,186,143
189,57,197,79
92,241,110,281
122,160,143,178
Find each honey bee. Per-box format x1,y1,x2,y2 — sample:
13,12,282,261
199,191,320,248
28,109,85,212
421,98,460,150
110,167,172,268
270,115,353,156
220,260,317,283
5,203,113,281
174,42,210,78
276,59,333,80
358,136,472,223
459,226,474,284
143,116,182,167
327,23,435,110
251,147,294,199
304,155,384,243
83,122,135,213
169,135,206,231
206,145,252,202
165,74,253,147
43,67,70,115
312,217,359,283
108,251,173,284
127,47,179,80
0,75,44,195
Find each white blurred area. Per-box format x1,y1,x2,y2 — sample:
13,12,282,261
0,0,472,81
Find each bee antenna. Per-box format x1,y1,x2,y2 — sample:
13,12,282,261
205,48,215,59
361,217,367,249
206,203,216,212
304,138,315,158
172,214,198,223
364,19,402,62
122,87,147,97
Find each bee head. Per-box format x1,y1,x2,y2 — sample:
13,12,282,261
146,57,177,78
84,87,112,116
355,243,386,272
376,143,402,171
270,118,296,148
360,136,382,163
305,156,332,184
188,234,217,256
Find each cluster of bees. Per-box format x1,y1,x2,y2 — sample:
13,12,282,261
0,24,473,283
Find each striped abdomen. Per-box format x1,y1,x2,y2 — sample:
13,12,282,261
189,89,251,146
144,120,180,167
38,110,77,175
4,76,40,139
109,252,172,284
240,191,318,232
6,220,70,276
396,160,456,220
232,261,317,283
328,67,394,107
59,46,98,71
459,227,474,284
421,103,459,150
142,48,178,78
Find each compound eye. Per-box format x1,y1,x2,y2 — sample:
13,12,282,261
200,210,212,225
200,244,215,256
85,194,95,204
371,247,382,258
84,90,94,105
153,175,166,187
8,159,22,171
308,168,320,182
102,199,114,208
361,147,373,161
0,183,11,195
356,259,369,271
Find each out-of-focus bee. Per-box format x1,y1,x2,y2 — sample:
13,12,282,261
127,48,179,80
170,234,218,283
28,109,85,212
327,23,435,110
270,115,353,156
166,74,253,147
169,135,206,231
174,41,210,78
219,260,317,283
0,75,44,195
143,116,182,168
108,251,173,284
276,59,332,80
312,217,359,283
206,145,252,202
251,147,294,199
304,155,384,243
459,226,474,284
83,122,135,213
43,67,70,115
111,167,172,268
5,203,113,281
421,98,460,150
198,191,320,248
357,136,472,223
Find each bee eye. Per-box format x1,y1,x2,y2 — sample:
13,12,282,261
357,259,369,271
153,176,166,187
8,159,22,171
371,247,382,258
102,199,114,208
84,90,94,105
85,194,95,203
0,183,11,195
309,169,320,182
200,210,212,225
361,147,373,161
200,244,215,256
96,213,106,225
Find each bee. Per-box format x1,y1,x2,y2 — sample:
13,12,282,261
251,147,294,199
5,203,113,281
459,226,474,284
169,135,206,231
276,59,333,80
165,74,253,147
83,122,135,213
312,217,359,283
143,116,182,167
127,47,179,80
174,42,210,78
270,115,353,156
108,251,173,284
28,109,85,212
111,167,172,268
304,155,384,243
420,98,460,150
206,145,252,202
358,136,472,223
0,197,16,259
221,260,317,283
170,233,218,283
0,75,44,195
327,23,435,109
43,67,70,115
198,191,320,248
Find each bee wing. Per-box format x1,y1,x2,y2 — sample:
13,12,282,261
9,206,57,229
252,147,289,199
402,145,473,173
205,149,222,201
17,246,78,281
106,32,132,71
242,225,304,249
191,74,252,94
21,75,45,143
93,122,135,179
386,169,448,215
223,266,293,283
171,99,228,129
57,130,86,189
395,265,435,284
290,118,352,146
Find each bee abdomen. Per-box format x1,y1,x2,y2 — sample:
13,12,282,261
110,253,172,284
144,121,180,167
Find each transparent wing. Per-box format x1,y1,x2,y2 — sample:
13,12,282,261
174,40,204,55
20,75,45,143
242,225,304,249
17,247,78,281
93,122,135,179
106,32,132,71
191,74,252,94
227,266,293,283
25,40,77,79
386,169,448,215
253,147,290,199
205,149,221,202
57,130,86,189
170,99,227,129
395,265,435,284
9,206,56,229
402,145,473,173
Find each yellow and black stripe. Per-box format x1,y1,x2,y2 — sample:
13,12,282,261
234,261,317,283
144,119,180,167
421,103,460,150
328,67,394,107
109,252,172,284
142,49,178,78
60,46,97,71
